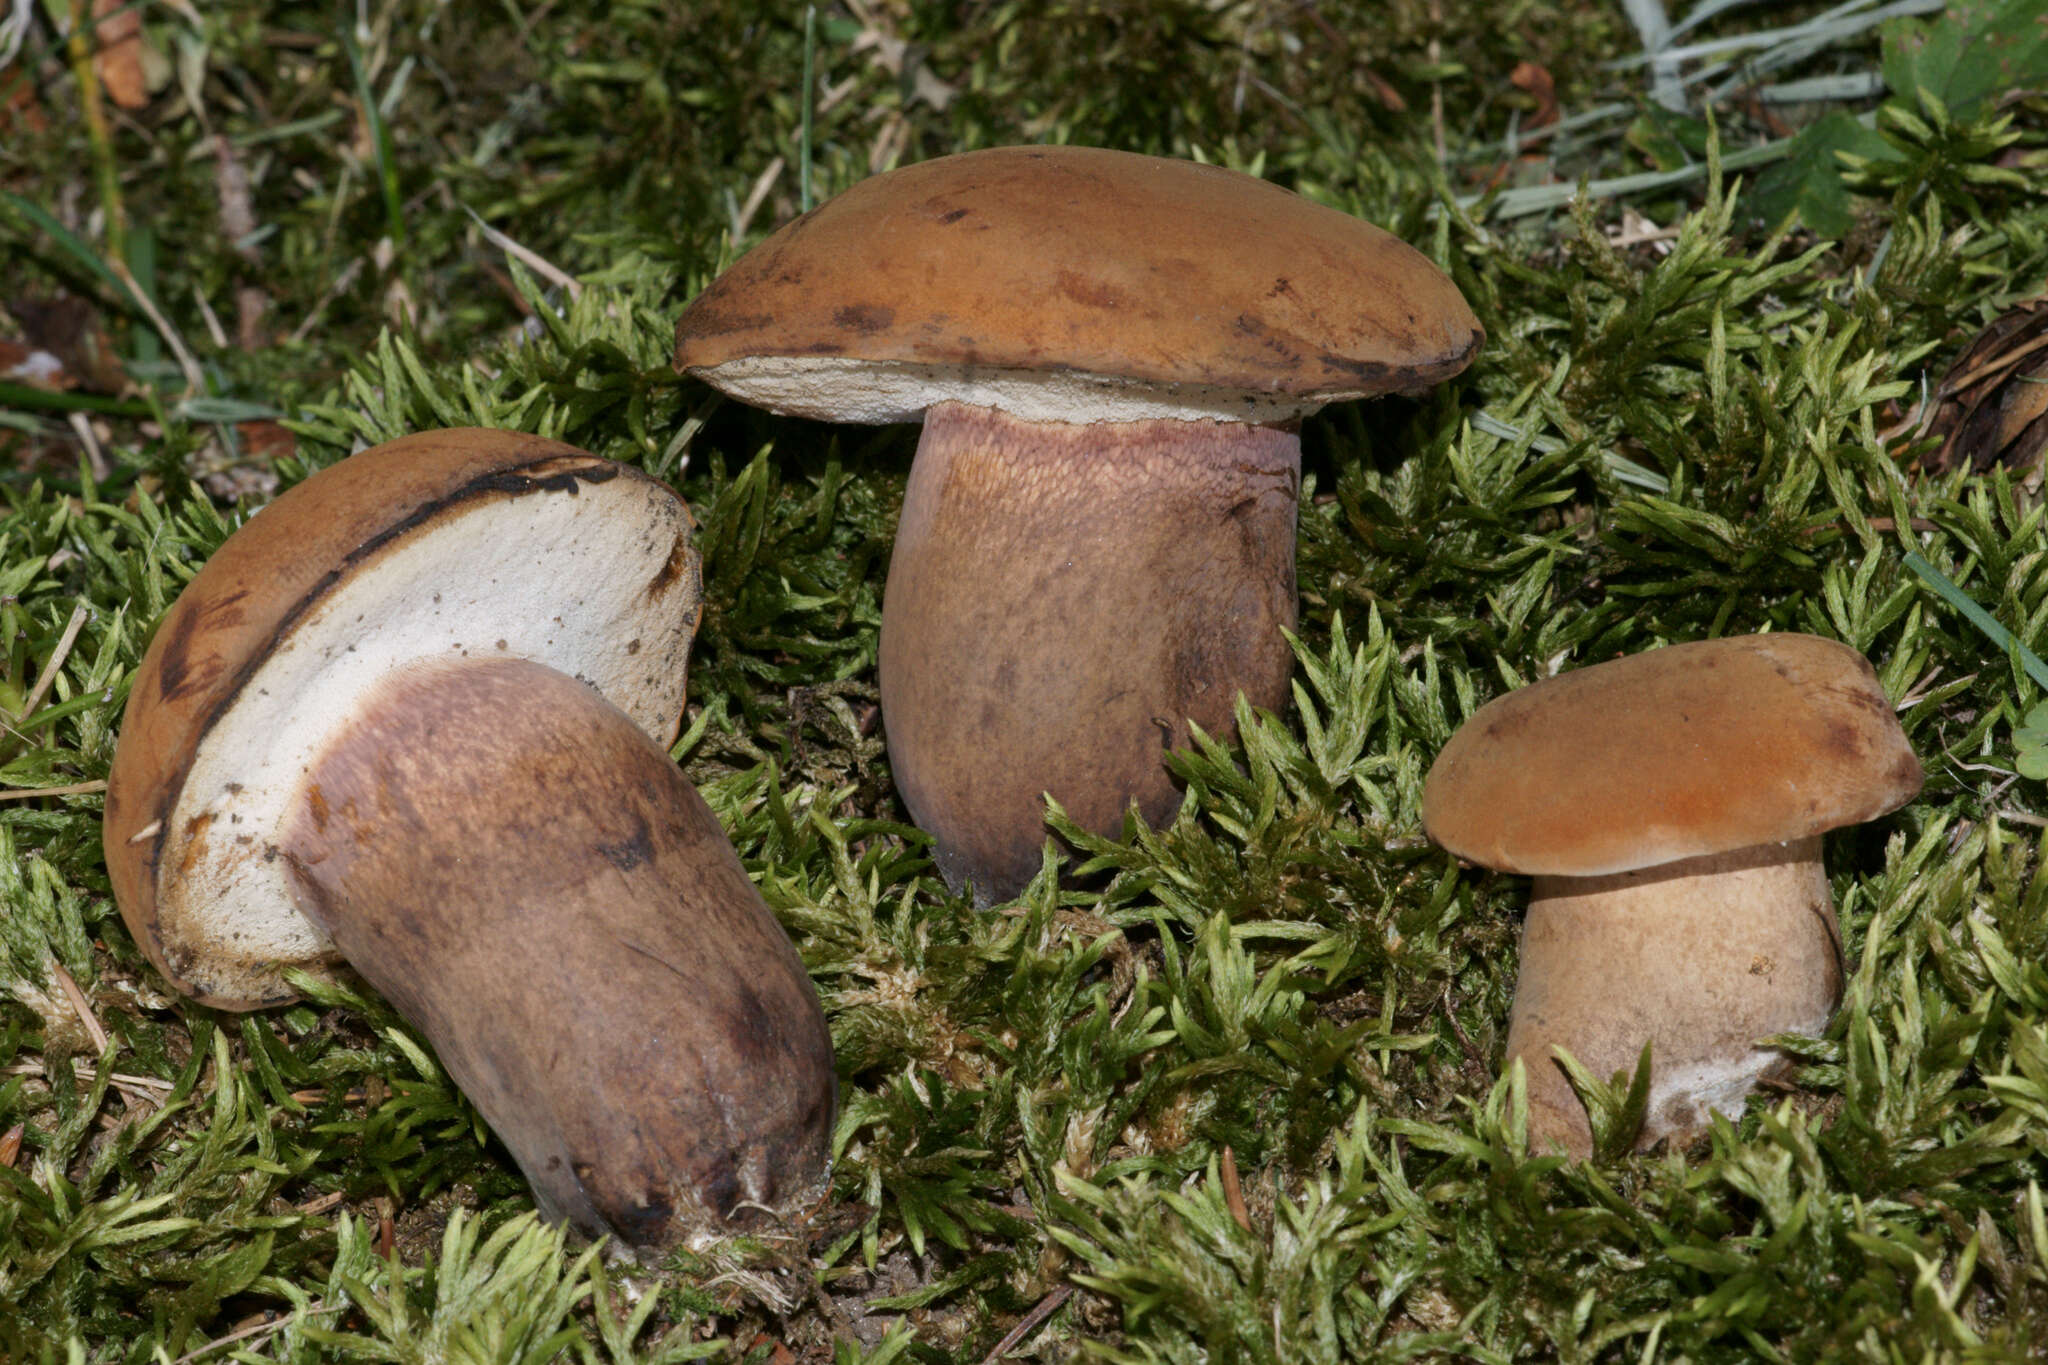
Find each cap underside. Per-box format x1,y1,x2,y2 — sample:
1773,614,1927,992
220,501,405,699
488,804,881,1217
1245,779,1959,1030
150,474,697,1004
691,355,1343,425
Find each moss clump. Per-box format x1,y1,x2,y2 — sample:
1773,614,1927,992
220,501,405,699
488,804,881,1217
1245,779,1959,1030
5,1,2048,1359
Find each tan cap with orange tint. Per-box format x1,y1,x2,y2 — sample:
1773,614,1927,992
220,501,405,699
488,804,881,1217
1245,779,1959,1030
1422,633,1921,1156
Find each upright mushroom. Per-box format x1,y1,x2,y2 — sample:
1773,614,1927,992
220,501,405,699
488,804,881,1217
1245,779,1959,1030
1421,633,1922,1156
674,145,1481,901
103,429,835,1248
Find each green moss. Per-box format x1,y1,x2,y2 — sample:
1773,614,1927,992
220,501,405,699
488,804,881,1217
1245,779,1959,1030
4,0,2048,1359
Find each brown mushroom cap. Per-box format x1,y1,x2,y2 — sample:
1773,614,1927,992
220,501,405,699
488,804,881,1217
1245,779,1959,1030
1421,633,1924,878
675,146,1481,903
103,429,703,1009
673,145,1483,425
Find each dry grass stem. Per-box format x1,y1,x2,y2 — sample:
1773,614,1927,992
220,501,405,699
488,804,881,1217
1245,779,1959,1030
0,780,109,802
19,602,92,725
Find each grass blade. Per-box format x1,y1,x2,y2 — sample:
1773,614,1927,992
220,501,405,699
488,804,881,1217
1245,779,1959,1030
1901,550,2048,693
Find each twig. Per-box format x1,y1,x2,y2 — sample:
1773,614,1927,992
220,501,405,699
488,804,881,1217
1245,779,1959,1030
1895,666,1963,710
1442,985,1489,1075
111,258,207,394
464,207,582,300
289,257,365,345
19,601,91,724
1607,222,1681,248
193,281,231,349
47,958,110,1055
4,1060,171,1089
1474,134,1796,217
0,0,31,66
977,1283,1074,1365
289,1086,372,1104
66,412,110,480
731,156,785,242
170,1300,335,1365
0,779,109,802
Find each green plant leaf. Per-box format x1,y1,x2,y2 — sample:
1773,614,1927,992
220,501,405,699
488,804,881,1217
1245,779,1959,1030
1882,0,2048,119
1748,111,1900,236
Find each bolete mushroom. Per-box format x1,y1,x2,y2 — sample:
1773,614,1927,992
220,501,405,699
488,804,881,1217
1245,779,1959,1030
103,429,835,1248
673,145,1482,901
1421,633,1922,1157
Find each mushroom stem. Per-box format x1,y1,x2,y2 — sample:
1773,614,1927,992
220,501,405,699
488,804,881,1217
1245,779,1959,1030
281,656,835,1247
1508,837,1841,1157
878,400,1299,901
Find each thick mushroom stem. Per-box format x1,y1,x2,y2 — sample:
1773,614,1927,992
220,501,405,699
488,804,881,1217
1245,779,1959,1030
1507,837,1841,1157
878,400,1300,901
280,656,835,1248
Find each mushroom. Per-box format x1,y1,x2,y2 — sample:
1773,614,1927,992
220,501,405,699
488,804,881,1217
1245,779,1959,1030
103,429,835,1248
673,145,1481,901
1420,633,1922,1157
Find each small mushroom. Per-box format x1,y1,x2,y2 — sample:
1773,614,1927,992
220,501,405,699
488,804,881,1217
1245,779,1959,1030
103,429,835,1247
1421,633,1922,1157
674,145,1481,902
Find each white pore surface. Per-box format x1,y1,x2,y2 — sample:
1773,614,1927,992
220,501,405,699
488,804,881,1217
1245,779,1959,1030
154,474,695,982
695,356,1337,426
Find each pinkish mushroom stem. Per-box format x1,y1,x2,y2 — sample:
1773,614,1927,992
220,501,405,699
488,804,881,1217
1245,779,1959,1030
283,656,835,1245
878,401,1300,900
1508,837,1840,1156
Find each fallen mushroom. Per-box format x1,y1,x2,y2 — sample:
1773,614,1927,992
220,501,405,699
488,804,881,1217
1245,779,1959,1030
674,145,1481,902
103,428,835,1248
1421,633,1921,1157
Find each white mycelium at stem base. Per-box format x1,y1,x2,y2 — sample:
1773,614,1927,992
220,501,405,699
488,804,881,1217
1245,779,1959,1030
1510,838,1838,1154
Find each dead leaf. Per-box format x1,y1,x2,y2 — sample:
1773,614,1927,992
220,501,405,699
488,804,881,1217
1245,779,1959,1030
14,296,125,393
1,339,73,389
93,0,147,111
1509,60,1559,128
1912,297,2048,473
2,78,48,139
234,419,295,463
0,1123,21,1167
